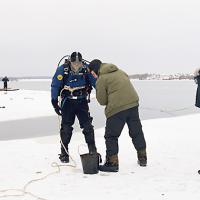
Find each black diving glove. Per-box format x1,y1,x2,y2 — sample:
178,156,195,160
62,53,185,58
51,99,62,116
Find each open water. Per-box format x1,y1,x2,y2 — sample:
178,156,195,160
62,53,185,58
0,79,199,140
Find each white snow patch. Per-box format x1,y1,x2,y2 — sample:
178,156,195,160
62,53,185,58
0,90,55,121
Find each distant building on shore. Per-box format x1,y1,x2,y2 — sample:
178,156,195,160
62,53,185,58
129,73,194,80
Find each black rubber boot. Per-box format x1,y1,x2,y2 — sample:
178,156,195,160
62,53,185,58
137,149,147,167
59,153,69,163
59,146,69,163
99,154,119,172
88,143,97,154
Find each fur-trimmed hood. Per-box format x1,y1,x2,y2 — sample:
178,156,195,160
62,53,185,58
194,68,200,77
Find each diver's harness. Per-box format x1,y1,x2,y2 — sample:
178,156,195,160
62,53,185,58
60,85,87,100
58,55,92,102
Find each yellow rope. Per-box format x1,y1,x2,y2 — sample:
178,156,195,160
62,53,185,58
0,160,79,199
0,163,59,200
0,98,77,200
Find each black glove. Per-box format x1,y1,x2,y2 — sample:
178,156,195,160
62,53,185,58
51,99,62,116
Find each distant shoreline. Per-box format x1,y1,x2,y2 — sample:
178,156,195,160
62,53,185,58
3,78,195,82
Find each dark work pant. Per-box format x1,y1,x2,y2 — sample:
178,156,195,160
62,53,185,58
4,82,7,90
105,106,146,156
60,98,95,150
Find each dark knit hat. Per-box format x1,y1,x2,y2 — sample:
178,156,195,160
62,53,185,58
70,52,82,62
88,59,102,75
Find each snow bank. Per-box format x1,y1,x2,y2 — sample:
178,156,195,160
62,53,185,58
0,89,95,122
0,90,54,121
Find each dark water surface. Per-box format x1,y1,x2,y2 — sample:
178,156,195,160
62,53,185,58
0,80,199,140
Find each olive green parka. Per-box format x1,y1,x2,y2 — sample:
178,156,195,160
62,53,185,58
96,63,139,118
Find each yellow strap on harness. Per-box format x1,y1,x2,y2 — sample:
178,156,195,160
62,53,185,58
63,85,85,93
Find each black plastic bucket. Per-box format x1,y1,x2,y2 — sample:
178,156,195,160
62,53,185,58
80,153,101,174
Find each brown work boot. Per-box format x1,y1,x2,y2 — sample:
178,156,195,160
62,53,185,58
137,149,147,167
99,154,119,172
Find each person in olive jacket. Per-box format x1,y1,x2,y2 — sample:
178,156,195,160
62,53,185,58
194,68,200,108
88,59,147,172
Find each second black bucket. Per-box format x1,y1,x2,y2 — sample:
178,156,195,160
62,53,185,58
80,153,101,174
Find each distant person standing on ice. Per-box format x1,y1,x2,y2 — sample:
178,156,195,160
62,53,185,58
51,52,97,163
2,76,9,91
88,59,147,172
194,68,200,108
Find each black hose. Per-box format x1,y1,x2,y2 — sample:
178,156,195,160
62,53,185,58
57,55,70,67
57,55,91,67
82,59,91,64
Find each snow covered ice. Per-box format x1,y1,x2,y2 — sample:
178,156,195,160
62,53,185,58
0,90,200,200
0,89,54,121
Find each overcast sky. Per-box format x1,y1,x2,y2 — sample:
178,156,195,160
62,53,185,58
0,0,200,76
